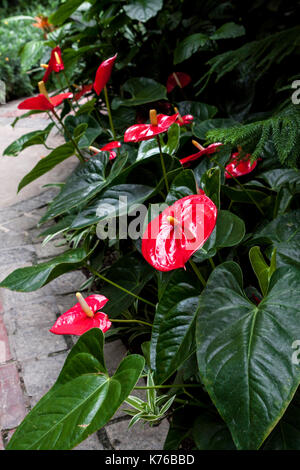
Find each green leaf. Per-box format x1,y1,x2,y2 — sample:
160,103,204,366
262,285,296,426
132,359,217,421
49,0,87,25
18,142,74,192
7,329,144,450
174,33,210,64
166,169,197,205
193,210,245,263
249,246,276,296
151,269,200,384
123,0,163,22
196,261,300,449
193,412,235,450
0,247,92,292
258,169,300,193
64,114,103,148
71,183,155,229
222,185,268,204
112,78,167,109
200,166,221,208
193,118,238,140
3,124,54,156
177,101,217,120
137,124,180,161
75,98,97,117
251,209,300,267
20,40,44,70
211,22,245,40
98,254,154,317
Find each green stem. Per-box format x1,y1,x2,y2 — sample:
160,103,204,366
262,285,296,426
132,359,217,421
103,85,116,140
110,318,152,327
47,111,63,135
52,109,85,164
208,257,216,270
156,135,169,193
135,384,202,390
189,259,206,288
88,265,156,308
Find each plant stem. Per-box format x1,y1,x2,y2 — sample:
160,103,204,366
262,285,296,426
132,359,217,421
156,135,169,193
103,85,116,140
88,265,156,308
135,384,202,390
110,318,152,327
47,111,63,135
189,259,206,288
52,109,85,164
208,257,216,270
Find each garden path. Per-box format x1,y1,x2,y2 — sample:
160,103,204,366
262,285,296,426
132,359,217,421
0,99,169,450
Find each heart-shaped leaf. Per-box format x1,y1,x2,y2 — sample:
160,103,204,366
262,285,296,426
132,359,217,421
124,0,163,22
174,33,211,64
196,261,300,449
7,329,144,450
166,169,198,205
112,77,167,109
151,269,200,384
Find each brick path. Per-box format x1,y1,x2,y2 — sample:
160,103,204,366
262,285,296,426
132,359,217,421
0,100,169,450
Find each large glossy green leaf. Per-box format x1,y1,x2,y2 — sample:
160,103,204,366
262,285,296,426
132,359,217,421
111,78,167,109
96,254,154,317
3,123,54,156
251,209,300,267
49,0,86,25
200,166,221,208
193,210,245,263
0,247,92,292
124,0,163,22
174,33,211,64
7,329,144,450
196,261,300,449
71,183,155,229
151,269,200,384
18,142,75,191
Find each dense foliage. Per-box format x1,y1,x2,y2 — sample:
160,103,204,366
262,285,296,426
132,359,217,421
1,0,300,451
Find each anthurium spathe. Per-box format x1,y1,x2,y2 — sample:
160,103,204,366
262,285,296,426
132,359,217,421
180,141,222,166
74,83,93,101
142,194,217,271
166,72,191,93
50,293,111,336
42,46,64,83
89,141,121,160
124,111,179,142
93,54,117,95
225,152,258,179
18,92,73,111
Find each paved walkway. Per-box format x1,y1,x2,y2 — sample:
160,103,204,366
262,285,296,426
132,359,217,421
0,100,169,450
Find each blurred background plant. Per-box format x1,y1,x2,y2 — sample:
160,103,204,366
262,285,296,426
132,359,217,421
0,0,60,101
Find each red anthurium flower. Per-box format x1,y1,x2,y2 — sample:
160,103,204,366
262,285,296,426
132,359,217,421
180,142,222,166
176,113,194,126
50,293,112,336
124,111,179,143
93,54,117,95
89,141,121,160
18,92,73,111
166,72,191,93
142,194,217,272
74,83,93,100
42,46,64,83
225,152,257,179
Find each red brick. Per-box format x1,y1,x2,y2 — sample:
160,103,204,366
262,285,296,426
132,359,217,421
0,363,27,429
0,317,11,364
